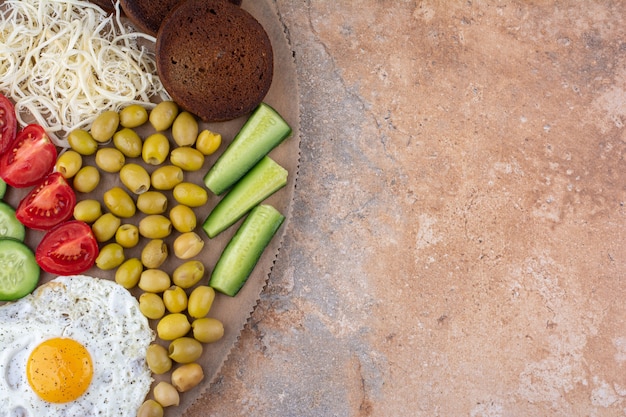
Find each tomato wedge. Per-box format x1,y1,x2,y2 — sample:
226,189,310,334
0,93,17,155
35,220,99,276
0,124,57,188
16,172,76,230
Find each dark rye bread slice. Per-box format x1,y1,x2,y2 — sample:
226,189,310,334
120,0,243,37
120,0,181,36
155,0,273,122
88,0,117,13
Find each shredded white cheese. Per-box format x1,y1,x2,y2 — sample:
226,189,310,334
0,0,168,146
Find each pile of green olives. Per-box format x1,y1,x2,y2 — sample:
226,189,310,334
65,101,219,271
61,101,225,414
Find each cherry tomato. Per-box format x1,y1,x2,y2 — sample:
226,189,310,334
0,124,57,187
16,172,76,230
0,93,17,155
35,220,99,275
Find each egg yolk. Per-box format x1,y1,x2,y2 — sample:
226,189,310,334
26,337,93,403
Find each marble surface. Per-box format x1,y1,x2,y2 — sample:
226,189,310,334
191,1,626,416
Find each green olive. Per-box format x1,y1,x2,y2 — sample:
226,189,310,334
172,183,208,207
142,133,170,165
115,257,143,289
170,147,205,172
73,199,102,224
169,204,196,233
91,213,121,242
119,104,148,128
195,129,221,155
139,215,172,239
171,363,203,392
72,166,100,193
146,344,172,374
90,110,119,142
153,381,179,407
149,101,178,131
95,147,125,173
191,318,224,343
113,128,142,158
141,239,168,269
115,224,139,248
173,232,204,259
156,313,191,341
171,111,198,147
150,165,183,190
187,285,215,318
68,129,98,155
136,191,168,215
103,186,136,218
172,260,205,289
139,269,171,293
163,286,188,314
119,163,150,194
137,400,164,417
168,337,202,364
95,242,125,270
139,293,166,320
55,150,82,178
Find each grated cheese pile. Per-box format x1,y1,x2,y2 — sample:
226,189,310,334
0,0,168,146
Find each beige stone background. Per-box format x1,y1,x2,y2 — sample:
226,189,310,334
192,1,626,416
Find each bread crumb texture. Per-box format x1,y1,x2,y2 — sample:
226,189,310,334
156,0,274,122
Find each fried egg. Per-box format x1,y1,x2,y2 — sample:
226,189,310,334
0,275,154,416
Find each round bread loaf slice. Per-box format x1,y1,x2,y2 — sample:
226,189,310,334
155,0,273,122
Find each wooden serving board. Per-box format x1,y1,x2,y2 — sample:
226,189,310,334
1,0,300,415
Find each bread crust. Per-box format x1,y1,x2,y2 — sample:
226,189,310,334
156,0,273,122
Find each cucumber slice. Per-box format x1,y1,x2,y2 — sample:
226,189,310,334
202,156,288,238
203,103,292,195
0,239,40,301
0,201,25,241
209,204,285,296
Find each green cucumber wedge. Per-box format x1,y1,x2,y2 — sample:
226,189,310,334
209,204,285,296
203,103,292,195
202,156,288,238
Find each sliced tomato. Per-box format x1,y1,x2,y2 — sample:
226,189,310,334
16,172,76,230
0,124,57,187
0,93,17,155
35,220,99,276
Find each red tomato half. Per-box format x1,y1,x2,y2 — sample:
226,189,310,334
0,94,17,155
35,220,99,276
16,172,76,230
0,124,57,188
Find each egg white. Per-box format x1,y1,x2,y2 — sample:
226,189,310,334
0,275,154,416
